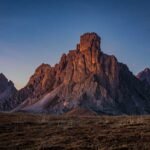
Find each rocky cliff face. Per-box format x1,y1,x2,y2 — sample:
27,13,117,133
12,33,150,115
137,68,150,85
0,73,17,111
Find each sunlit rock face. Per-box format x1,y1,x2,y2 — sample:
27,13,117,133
79,32,101,52
10,32,150,115
0,73,17,111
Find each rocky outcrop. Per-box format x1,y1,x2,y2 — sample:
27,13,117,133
12,32,150,115
79,32,101,52
0,73,17,111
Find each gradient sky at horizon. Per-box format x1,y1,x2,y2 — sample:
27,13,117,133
0,0,150,89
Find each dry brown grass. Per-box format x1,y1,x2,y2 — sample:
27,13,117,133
0,113,150,150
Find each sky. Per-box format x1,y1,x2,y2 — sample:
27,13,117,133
0,0,150,89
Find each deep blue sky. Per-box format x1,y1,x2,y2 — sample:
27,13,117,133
0,0,150,89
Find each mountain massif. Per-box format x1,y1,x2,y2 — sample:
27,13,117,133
1,32,150,115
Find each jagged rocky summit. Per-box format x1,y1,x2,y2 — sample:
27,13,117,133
137,68,150,85
0,73,17,111
3,32,150,115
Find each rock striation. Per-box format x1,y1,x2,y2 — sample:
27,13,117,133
7,32,150,115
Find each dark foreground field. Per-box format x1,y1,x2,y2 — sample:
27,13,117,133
0,113,150,150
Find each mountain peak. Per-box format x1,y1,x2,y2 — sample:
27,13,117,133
0,73,17,111
0,73,7,81
78,32,101,52
144,68,150,72
7,33,150,115
137,68,150,85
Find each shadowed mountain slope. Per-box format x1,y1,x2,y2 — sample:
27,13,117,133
137,68,150,85
0,73,17,111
